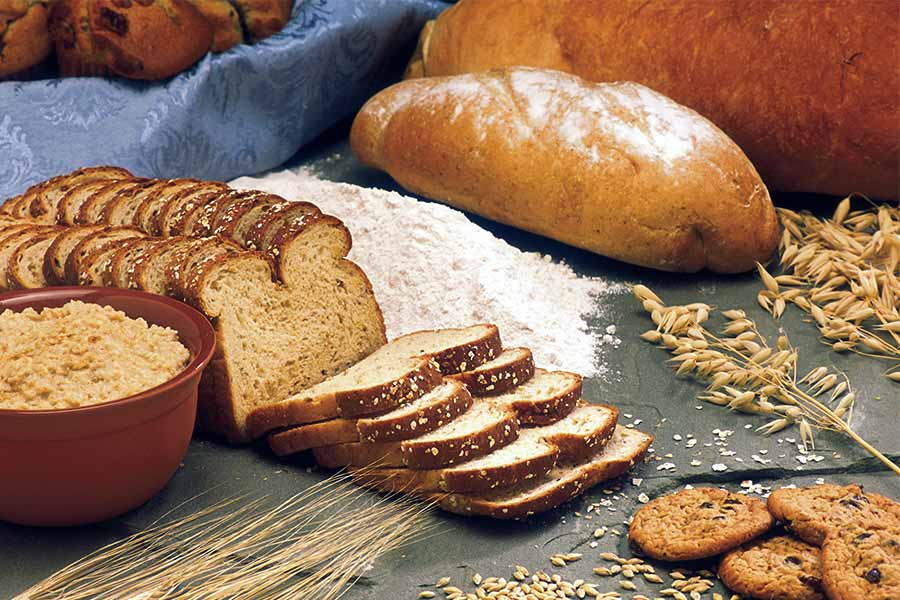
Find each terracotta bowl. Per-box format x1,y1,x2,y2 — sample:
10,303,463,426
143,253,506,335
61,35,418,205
0,287,216,526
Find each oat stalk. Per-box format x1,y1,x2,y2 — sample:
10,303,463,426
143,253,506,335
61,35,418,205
634,285,899,475
760,197,900,382
18,471,435,600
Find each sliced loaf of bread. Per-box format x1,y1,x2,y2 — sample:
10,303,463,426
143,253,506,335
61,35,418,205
159,182,231,236
75,179,149,225
432,427,653,519
6,228,65,289
57,179,134,226
447,347,534,395
216,195,288,243
102,180,172,227
0,227,59,290
22,166,132,223
42,225,105,284
133,179,203,234
63,227,145,284
268,379,473,455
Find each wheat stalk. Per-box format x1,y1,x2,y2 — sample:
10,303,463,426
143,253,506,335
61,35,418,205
17,471,435,600
634,285,899,475
761,197,900,382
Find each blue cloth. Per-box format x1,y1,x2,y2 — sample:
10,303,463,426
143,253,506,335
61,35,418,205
0,0,448,201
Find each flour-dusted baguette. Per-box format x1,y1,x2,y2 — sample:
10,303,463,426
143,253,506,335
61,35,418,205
268,379,474,455
407,0,899,200
447,347,534,395
433,426,653,519
351,67,779,273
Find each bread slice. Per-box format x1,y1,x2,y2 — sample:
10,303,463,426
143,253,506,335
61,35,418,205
244,201,322,251
108,238,170,289
164,189,228,236
6,228,65,289
56,179,134,226
267,379,473,455
22,166,132,222
159,181,231,236
167,236,243,300
76,242,128,286
447,347,534,395
133,237,209,295
63,227,145,284
432,427,654,519
187,190,268,238
491,368,582,426
247,356,443,438
134,179,203,234
0,226,59,290
220,195,289,245
42,225,106,284
530,403,619,462
0,194,30,219
247,321,504,437
352,428,559,493
102,180,171,227
75,179,149,225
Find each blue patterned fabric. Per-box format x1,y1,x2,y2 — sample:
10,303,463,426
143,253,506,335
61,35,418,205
0,0,448,201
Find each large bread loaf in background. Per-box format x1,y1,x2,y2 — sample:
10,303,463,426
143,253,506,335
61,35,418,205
406,0,899,200
351,67,778,273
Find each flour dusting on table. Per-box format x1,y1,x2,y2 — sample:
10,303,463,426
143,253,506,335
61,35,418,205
231,170,624,377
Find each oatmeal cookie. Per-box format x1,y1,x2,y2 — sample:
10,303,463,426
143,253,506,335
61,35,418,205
719,534,824,600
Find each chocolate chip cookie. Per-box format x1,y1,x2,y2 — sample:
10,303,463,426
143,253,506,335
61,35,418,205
719,535,824,600
768,484,900,546
628,487,773,560
822,520,900,600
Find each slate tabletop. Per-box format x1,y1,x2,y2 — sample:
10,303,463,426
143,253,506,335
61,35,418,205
1,125,897,599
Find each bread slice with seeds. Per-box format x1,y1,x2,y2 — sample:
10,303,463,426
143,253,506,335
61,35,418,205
244,201,322,251
21,166,132,222
6,228,65,289
108,238,170,289
75,179,149,225
42,225,106,284
158,181,231,236
102,180,172,227
75,242,131,286
447,347,534,395
63,227,145,284
133,237,209,295
432,426,653,519
220,195,289,245
529,403,619,462
0,226,60,290
314,401,519,470
247,323,502,437
166,236,243,300
56,178,136,225
133,179,203,234
188,190,269,238
491,368,582,426
267,379,473,455
351,427,559,494
246,356,443,439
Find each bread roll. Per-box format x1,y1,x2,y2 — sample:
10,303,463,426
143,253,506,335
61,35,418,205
407,0,899,200
351,67,778,273
0,0,52,79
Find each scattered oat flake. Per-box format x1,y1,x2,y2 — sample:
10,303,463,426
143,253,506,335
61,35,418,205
712,463,728,472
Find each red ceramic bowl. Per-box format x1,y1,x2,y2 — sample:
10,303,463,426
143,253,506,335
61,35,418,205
0,287,216,526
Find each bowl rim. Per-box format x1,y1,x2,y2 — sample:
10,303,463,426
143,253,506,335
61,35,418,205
0,286,216,417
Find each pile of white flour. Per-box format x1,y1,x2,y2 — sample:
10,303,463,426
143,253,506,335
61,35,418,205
231,170,624,377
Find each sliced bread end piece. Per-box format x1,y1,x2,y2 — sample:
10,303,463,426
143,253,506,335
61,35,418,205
432,426,653,519
447,346,535,395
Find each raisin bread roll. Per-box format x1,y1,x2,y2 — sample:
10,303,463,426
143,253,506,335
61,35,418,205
0,0,51,79
49,0,213,79
352,67,778,273
406,0,900,200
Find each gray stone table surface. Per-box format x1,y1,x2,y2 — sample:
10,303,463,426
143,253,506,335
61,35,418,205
2,125,898,599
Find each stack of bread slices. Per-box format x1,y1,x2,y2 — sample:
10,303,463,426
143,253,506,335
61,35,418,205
247,324,654,519
0,167,386,442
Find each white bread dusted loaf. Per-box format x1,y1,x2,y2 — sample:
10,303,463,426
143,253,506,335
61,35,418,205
351,67,779,273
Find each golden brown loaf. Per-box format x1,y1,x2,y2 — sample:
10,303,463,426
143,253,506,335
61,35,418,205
407,0,900,200
351,67,778,273
0,0,51,79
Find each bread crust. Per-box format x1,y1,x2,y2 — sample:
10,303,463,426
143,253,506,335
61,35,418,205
493,368,582,426
63,227,144,284
134,178,203,235
75,178,148,225
352,68,779,273
411,0,899,200
447,347,534,395
30,165,132,222
42,225,104,284
158,181,230,236
6,228,63,289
